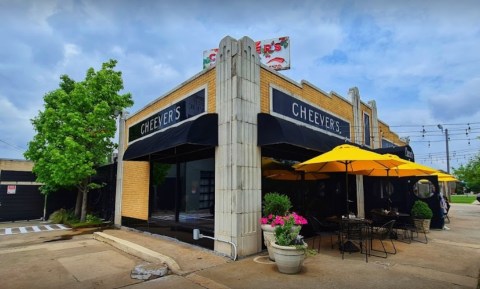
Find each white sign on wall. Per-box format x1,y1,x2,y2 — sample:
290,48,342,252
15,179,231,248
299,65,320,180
203,36,290,71
7,185,16,194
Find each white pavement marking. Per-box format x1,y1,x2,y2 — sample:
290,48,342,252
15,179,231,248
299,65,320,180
0,224,70,235
44,225,54,231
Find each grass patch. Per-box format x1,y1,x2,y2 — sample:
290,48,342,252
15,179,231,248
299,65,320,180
49,209,107,228
450,195,477,204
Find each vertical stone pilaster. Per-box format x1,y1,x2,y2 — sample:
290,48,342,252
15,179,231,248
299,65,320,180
368,100,381,149
349,87,362,145
349,87,365,218
215,36,262,257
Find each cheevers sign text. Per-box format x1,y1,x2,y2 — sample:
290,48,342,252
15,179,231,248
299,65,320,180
272,88,350,139
128,89,205,142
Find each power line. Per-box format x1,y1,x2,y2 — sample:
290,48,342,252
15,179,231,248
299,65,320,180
0,139,26,152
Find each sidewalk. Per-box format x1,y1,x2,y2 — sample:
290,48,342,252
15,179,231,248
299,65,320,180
96,203,480,289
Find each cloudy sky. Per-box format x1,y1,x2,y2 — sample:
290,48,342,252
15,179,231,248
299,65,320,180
1,0,479,173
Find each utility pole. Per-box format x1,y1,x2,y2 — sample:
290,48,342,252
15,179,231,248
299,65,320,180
438,124,450,173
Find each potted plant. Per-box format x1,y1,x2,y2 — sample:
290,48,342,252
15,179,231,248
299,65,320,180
411,200,433,233
271,212,313,274
260,192,292,261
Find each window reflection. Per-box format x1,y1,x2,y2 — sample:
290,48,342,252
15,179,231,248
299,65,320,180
413,179,435,199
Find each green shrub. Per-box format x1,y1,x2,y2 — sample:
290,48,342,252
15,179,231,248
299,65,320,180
49,209,78,225
411,200,433,219
86,214,102,224
262,192,292,217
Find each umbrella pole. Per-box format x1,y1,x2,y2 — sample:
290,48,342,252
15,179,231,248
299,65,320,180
345,163,349,216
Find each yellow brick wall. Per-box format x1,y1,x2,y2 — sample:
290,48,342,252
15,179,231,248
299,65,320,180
122,161,150,220
261,68,354,139
126,68,216,129
379,121,406,146
0,159,34,171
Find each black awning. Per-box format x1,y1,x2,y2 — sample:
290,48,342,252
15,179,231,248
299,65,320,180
258,113,346,161
374,145,414,161
123,113,218,162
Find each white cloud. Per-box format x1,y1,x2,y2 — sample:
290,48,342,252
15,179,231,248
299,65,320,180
0,0,479,164
0,94,37,159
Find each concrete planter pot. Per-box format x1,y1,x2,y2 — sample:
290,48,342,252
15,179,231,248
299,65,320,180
271,242,306,274
413,218,431,233
261,224,276,261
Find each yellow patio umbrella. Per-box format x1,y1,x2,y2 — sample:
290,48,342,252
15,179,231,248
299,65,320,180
262,156,330,181
431,172,458,182
357,154,438,177
295,144,406,213
264,169,330,181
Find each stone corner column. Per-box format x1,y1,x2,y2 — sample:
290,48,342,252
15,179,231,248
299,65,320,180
214,36,262,257
348,87,365,218
368,100,380,149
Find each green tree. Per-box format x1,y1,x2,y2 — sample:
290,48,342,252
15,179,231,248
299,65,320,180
453,153,480,193
25,59,133,221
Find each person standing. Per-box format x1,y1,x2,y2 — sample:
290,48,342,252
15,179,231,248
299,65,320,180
440,193,450,230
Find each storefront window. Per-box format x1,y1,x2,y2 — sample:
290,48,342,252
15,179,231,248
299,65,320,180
149,158,215,240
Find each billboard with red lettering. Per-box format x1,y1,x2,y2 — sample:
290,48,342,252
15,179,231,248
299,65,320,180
203,36,290,71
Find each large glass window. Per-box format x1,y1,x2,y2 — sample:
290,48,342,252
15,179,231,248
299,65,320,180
149,158,215,246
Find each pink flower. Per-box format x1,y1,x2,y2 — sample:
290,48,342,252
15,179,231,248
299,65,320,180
291,212,308,225
273,215,285,226
260,212,308,227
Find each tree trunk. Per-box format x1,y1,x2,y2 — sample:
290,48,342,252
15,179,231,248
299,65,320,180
43,194,48,221
81,188,88,222
75,189,83,218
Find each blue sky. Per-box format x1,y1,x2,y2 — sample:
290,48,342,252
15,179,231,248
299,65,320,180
0,0,479,173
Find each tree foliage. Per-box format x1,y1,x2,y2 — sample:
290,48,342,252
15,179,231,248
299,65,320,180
25,59,133,221
453,153,480,193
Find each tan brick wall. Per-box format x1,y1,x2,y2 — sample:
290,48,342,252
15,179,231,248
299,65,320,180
260,67,406,147
260,68,354,139
122,161,150,220
0,159,34,171
126,68,216,129
379,121,406,146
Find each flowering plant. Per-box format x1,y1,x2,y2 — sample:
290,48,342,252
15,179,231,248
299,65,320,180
273,212,308,246
261,212,307,227
260,192,292,226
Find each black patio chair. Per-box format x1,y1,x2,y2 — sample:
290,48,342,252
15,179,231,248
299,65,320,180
339,218,371,263
404,218,428,244
370,220,397,258
308,216,340,252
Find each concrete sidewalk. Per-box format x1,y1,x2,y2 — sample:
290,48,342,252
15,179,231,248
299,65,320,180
95,203,480,289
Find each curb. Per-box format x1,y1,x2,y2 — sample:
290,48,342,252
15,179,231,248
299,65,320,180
93,231,184,275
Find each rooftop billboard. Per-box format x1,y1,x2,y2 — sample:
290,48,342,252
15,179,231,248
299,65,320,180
203,36,290,71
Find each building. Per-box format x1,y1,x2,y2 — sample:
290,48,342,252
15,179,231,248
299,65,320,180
115,36,411,258
0,158,104,222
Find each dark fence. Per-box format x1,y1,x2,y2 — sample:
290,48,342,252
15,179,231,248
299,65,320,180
0,163,117,222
